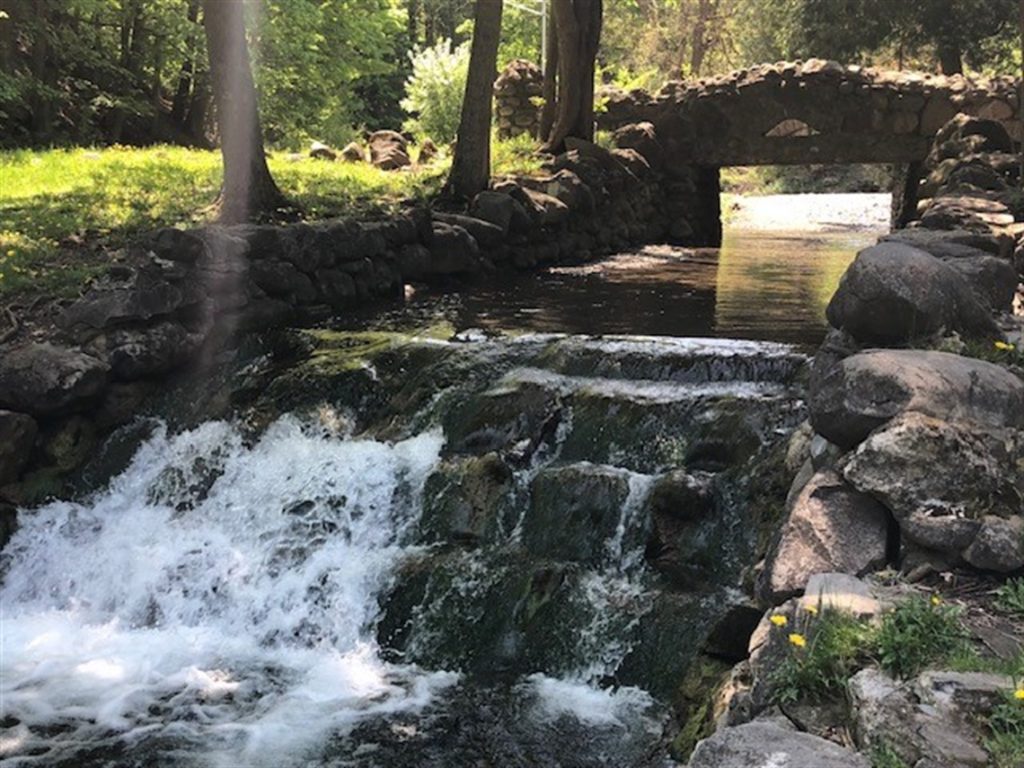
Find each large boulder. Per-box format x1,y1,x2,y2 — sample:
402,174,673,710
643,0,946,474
841,412,1024,570
760,470,890,603
89,321,205,380
849,668,993,768
881,227,1003,257
368,130,411,170
810,349,1024,450
0,410,38,485
644,470,720,587
941,254,1019,311
522,463,634,565
0,343,109,416
688,719,870,768
826,243,999,343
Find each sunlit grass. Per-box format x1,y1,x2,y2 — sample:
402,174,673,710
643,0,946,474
0,139,551,300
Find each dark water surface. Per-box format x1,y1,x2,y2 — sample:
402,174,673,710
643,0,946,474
339,193,890,348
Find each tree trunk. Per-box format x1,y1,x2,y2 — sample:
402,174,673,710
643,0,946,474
936,41,962,75
539,0,558,139
1019,0,1023,189
543,0,602,153
29,0,53,138
690,0,710,76
202,0,287,223
446,0,503,200
171,0,202,125
407,0,420,46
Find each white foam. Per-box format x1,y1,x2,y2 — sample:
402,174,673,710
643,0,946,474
0,418,453,765
525,674,656,728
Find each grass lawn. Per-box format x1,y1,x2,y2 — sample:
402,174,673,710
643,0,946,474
0,145,461,301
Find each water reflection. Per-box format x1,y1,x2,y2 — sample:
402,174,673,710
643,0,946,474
338,194,889,348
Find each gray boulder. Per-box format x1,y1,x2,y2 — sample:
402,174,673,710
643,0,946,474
426,222,483,275
59,269,201,336
841,412,1024,568
849,668,992,768
881,228,1003,257
0,343,109,416
941,254,1019,311
91,321,204,380
0,410,38,485
761,470,890,603
470,191,518,235
810,349,1024,449
826,243,999,343
688,719,870,768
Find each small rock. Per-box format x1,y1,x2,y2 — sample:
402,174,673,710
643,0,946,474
688,719,870,768
309,141,337,161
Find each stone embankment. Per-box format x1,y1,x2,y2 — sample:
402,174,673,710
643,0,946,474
682,114,1024,767
0,125,707,538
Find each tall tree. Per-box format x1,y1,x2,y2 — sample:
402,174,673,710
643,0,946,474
202,0,287,223
447,0,503,199
542,0,602,152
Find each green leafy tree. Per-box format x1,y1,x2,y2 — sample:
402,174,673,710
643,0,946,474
401,37,469,143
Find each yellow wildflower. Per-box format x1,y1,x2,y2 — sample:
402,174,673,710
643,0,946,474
804,605,818,615
769,614,788,627
1015,688,1024,702
789,633,807,648
994,340,1015,352
930,595,941,606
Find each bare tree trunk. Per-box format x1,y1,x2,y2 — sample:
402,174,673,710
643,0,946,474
690,0,710,76
543,0,602,153
202,0,288,223
447,0,503,200
407,0,420,46
937,41,963,75
171,0,201,126
539,0,558,139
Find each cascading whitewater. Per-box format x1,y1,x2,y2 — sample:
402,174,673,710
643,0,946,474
0,418,450,767
1,333,809,767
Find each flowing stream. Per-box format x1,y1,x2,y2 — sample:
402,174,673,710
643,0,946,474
0,193,889,767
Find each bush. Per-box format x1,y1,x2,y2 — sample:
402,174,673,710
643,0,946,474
986,691,1024,768
401,39,470,145
995,578,1024,618
876,596,969,679
770,608,875,704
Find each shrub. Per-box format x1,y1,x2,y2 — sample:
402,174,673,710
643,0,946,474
770,608,875,704
401,39,470,145
995,578,1024,618
875,596,969,679
985,690,1024,768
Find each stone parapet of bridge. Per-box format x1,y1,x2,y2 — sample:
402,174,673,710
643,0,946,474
599,59,1021,168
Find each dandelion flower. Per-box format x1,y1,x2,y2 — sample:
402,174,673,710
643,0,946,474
1015,688,1024,702
769,614,788,627
994,340,1015,352
930,595,941,606
788,633,807,648
804,605,818,615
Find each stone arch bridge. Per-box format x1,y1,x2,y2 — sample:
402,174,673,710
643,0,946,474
596,60,1021,244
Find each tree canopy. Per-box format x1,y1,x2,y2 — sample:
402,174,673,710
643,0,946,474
0,0,1018,149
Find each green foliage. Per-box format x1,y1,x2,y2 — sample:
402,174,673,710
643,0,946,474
252,0,405,148
770,608,875,704
986,692,1024,768
870,742,910,768
875,597,970,679
995,579,1024,618
401,38,469,144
